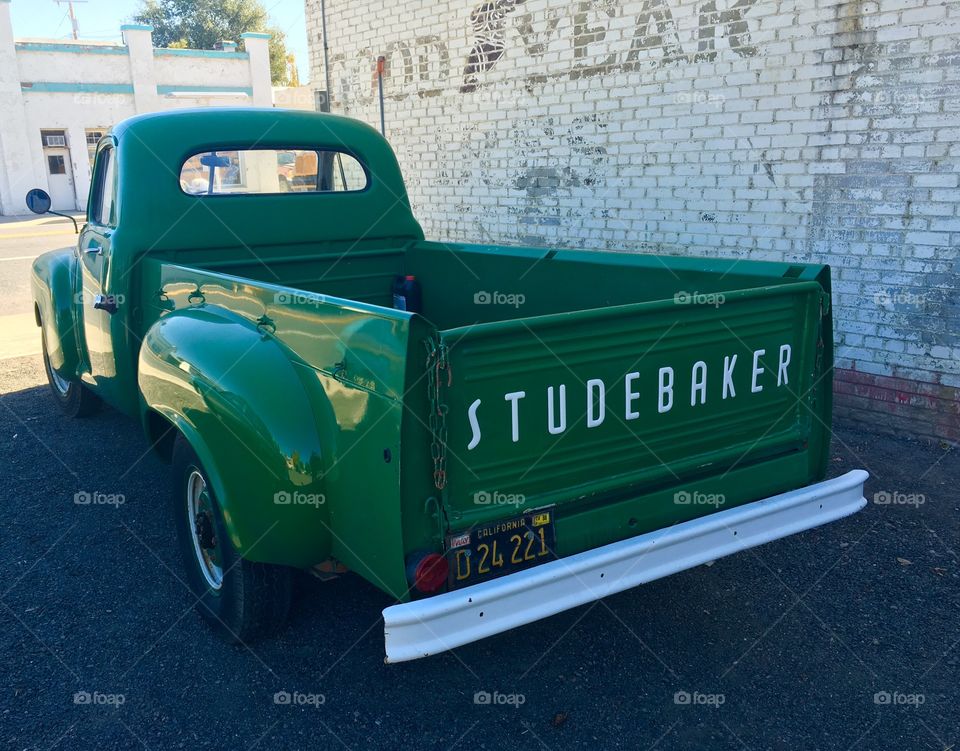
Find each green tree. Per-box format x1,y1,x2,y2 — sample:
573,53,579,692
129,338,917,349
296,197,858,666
134,0,289,85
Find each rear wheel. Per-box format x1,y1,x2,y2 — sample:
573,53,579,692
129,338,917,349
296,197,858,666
40,326,99,417
171,435,292,643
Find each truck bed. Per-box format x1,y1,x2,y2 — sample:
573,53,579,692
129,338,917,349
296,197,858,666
149,239,818,326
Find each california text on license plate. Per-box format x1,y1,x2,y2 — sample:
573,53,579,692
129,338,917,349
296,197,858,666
445,509,556,589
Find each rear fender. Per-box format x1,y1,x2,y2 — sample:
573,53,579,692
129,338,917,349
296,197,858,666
31,249,81,375
138,306,334,567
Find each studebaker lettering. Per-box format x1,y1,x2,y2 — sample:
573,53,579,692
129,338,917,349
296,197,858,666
466,344,792,449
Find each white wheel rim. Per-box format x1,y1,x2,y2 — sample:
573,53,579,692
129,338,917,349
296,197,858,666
48,365,70,396
44,336,71,395
186,470,223,590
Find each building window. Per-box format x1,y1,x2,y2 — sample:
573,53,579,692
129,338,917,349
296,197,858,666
47,155,66,175
86,129,106,167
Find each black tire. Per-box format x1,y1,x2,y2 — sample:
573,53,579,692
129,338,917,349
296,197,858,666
40,326,99,418
171,435,292,643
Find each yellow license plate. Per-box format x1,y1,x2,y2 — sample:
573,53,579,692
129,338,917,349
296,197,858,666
445,509,556,589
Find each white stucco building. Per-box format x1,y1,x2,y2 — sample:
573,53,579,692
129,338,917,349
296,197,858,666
0,0,273,215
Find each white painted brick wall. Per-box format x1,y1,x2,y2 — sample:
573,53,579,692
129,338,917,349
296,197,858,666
306,0,960,389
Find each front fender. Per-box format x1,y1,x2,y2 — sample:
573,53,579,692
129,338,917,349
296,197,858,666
138,306,334,567
31,249,81,376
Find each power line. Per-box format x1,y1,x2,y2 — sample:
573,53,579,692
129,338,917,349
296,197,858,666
54,0,88,40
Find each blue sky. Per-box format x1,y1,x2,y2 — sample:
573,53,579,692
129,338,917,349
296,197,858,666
10,0,310,82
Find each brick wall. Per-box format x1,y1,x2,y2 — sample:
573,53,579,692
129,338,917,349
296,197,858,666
306,0,960,442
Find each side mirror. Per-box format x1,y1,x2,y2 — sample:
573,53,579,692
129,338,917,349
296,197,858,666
24,188,78,233
25,188,51,214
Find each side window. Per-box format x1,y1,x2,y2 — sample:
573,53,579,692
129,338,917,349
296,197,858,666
330,152,367,191
90,146,117,227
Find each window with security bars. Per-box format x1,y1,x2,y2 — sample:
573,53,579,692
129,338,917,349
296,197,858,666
41,131,67,147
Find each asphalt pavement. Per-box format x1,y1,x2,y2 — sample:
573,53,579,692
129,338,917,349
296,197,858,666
1,218,957,750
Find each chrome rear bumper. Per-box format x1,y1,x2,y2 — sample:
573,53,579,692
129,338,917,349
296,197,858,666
383,470,868,663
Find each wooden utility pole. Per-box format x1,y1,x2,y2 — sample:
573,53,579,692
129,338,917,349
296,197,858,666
55,0,88,40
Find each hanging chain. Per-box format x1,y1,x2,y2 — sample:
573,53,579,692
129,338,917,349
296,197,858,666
425,338,452,490
812,291,829,408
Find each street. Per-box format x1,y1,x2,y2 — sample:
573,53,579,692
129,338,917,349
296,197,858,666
1,217,958,750
0,214,79,360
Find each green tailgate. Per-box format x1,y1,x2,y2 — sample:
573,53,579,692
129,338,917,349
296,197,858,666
435,281,830,556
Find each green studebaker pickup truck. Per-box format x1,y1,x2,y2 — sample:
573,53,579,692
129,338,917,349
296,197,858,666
30,108,867,663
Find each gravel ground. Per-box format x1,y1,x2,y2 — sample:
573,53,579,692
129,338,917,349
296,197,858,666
1,352,957,751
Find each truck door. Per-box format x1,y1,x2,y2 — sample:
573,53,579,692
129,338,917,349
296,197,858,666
77,140,120,402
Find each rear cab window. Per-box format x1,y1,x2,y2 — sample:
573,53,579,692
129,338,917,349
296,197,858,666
179,149,368,196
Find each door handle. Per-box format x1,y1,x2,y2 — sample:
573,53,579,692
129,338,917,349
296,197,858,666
83,244,103,256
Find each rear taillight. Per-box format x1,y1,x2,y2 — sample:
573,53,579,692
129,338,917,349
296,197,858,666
406,552,448,594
